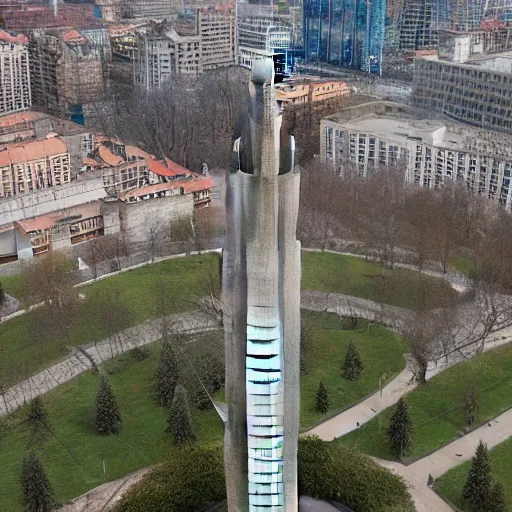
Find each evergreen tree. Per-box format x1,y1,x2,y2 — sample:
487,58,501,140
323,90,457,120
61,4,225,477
489,482,507,512
462,386,480,428
166,385,196,445
155,341,180,407
315,380,329,414
20,451,57,512
387,398,413,458
27,396,50,446
463,440,493,511
95,376,122,435
342,338,364,381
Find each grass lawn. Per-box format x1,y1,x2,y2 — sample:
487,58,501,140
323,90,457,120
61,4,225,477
336,342,512,462
0,343,225,512
435,438,512,511
301,251,458,310
0,274,23,300
300,311,406,430
0,254,220,388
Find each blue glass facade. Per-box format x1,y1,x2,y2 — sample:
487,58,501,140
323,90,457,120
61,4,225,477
303,0,387,74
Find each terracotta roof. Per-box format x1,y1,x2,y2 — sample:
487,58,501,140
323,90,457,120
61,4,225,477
0,30,29,44
98,145,124,167
0,111,48,129
126,145,153,161
148,158,194,178
119,175,212,201
82,156,103,168
0,150,11,167
16,202,101,233
62,29,88,45
0,137,67,165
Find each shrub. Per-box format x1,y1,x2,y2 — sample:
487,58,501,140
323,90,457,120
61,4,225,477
112,444,226,512
130,346,150,362
462,386,480,428
27,396,50,446
95,375,122,435
298,436,415,512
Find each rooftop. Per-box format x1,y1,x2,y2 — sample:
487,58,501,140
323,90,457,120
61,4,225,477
0,136,68,166
0,29,28,44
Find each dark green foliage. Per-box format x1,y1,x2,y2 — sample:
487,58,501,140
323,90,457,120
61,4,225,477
298,436,415,512
489,482,507,512
191,386,212,410
130,346,150,362
196,354,224,394
114,439,414,512
342,338,364,381
462,386,480,428
112,444,226,512
27,396,50,446
0,281,5,305
315,381,329,414
166,385,196,445
20,451,57,512
387,398,413,459
95,376,122,435
155,341,180,407
463,440,493,511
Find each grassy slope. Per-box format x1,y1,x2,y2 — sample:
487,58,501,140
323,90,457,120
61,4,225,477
0,311,406,511
0,254,220,388
435,438,512,511
0,346,224,512
336,343,512,461
301,251,458,310
300,311,406,429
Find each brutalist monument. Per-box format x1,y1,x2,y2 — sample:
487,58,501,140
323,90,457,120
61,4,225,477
222,59,301,511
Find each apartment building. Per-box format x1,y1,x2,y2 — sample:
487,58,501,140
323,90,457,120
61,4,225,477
134,8,235,90
0,30,31,117
275,78,350,106
29,28,106,116
412,51,512,135
0,134,71,198
320,101,512,211
121,0,177,19
237,4,292,71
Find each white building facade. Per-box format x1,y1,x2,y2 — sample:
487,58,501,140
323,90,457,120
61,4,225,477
0,33,31,117
321,101,512,211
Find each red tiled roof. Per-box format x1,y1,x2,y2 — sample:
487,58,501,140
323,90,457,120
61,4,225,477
98,145,124,167
0,30,29,44
0,150,11,167
164,157,195,176
83,156,103,168
126,145,153,161
62,29,88,45
16,202,101,233
0,111,48,129
119,175,213,201
0,137,67,165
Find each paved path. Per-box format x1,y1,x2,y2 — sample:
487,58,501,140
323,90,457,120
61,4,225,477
377,407,512,512
0,311,218,417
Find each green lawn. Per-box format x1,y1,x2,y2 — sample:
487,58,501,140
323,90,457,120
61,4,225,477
336,343,512,462
0,254,220,388
0,274,23,301
301,251,458,310
0,344,225,512
300,311,406,429
435,438,512,511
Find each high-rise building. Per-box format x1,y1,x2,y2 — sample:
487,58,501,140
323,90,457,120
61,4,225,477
134,8,235,90
120,0,176,19
223,58,301,512
237,3,293,73
303,0,386,74
0,30,31,117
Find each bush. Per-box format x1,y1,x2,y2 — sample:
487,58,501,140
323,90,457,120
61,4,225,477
130,346,150,362
166,385,196,446
112,444,226,512
155,341,180,408
299,436,415,512
387,398,413,459
27,396,50,446
114,438,414,512
315,381,329,414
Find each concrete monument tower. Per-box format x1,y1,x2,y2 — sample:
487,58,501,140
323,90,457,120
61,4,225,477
222,59,301,511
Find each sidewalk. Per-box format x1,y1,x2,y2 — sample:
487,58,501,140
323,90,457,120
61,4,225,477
0,311,217,417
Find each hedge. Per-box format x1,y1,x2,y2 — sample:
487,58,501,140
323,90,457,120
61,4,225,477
114,438,414,512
